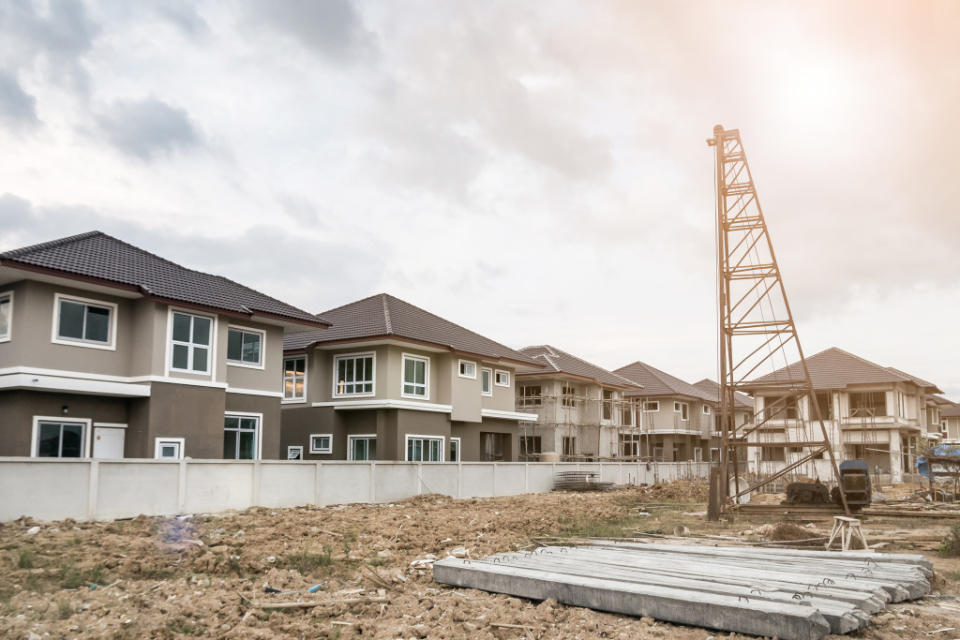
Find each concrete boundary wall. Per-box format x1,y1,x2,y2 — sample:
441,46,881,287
0,458,710,522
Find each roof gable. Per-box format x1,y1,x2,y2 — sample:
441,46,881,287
692,378,754,410
518,345,643,389
1,231,326,326
284,293,539,366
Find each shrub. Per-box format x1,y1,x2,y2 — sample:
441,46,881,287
18,550,35,569
940,524,960,557
284,547,333,575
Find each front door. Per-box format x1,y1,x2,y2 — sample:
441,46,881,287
93,427,125,458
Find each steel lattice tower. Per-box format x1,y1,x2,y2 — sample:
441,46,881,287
708,125,849,514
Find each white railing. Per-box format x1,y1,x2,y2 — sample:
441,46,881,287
0,458,711,522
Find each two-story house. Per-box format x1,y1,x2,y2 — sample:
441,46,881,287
279,294,542,462
513,345,643,461
743,347,943,482
612,361,715,462
691,378,753,465
0,231,328,460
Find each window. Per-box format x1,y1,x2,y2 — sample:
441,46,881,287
621,402,635,426
224,415,259,459
942,421,949,435
334,353,375,396
693,447,702,462
519,436,542,461
812,392,832,419
674,401,689,421
761,446,786,462
710,448,720,463
449,437,461,462
480,432,509,461
764,395,798,420
653,446,664,462
619,434,641,457
702,405,711,415
227,327,263,367
519,385,542,407
310,434,333,454
849,391,886,417
561,385,576,407
494,370,510,387
402,354,429,398
481,368,493,396
458,359,476,379
602,390,614,421
562,436,577,457
348,435,377,461
155,437,184,459
35,420,86,458
287,446,303,460
53,294,116,349
283,357,307,401
644,401,659,412
170,311,212,374
406,435,444,462
0,291,11,342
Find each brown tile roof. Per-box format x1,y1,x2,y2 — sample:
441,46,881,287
692,378,754,411
0,231,327,327
516,345,643,390
747,347,943,393
284,293,540,366
613,361,713,401
936,396,960,417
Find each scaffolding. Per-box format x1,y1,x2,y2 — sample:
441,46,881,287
708,125,849,513
515,386,712,462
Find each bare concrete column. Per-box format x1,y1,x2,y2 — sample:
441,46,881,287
889,431,903,482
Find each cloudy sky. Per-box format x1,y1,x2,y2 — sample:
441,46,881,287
1,0,958,397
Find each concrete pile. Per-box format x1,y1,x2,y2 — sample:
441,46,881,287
433,540,933,640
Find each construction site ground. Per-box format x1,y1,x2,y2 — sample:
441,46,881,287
1,480,958,639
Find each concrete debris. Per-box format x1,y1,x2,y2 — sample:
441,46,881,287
434,541,932,640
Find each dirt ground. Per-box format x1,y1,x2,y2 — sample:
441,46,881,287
1,480,958,640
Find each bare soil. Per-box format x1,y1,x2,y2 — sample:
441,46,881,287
1,482,958,639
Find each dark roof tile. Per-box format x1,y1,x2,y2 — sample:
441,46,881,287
517,345,643,389
0,231,326,326
613,361,714,401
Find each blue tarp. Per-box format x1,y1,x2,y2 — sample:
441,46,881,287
916,444,960,478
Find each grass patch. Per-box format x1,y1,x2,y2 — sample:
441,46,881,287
284,547,334,575
940,524,960,557
57,599,73,620
367,557,387,567
556,515,641,539
166,619,203,635
18,549,35,569
59,563,107,589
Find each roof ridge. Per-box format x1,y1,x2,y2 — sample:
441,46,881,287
381,294,393,333
546,345,641,388
0,230,104,258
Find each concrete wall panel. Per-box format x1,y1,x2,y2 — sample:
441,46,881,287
96,461,179,519
258,462,316,508
0,460,90,521
183,462,254,513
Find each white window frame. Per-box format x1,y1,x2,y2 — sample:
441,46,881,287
674,401,689,420
51,293,118,351
309,433,333,454
223,411,262,460
332,351,376,398
693,447,703,462
405,434,445,462
644,401,659,412
154,437,185,460
166,307,216,377
702,405,711,415
282,355,308,403
449,436,461,462
494,370,510,387
942,421,949,435
347,434,377,461
481,367,493,396
0,290,12,343
287,445,304,460
458,359,476,379
400,353,430,400
226,325,266,369
31,416,92,458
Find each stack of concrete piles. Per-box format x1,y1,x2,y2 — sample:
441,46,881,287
434,540,932,640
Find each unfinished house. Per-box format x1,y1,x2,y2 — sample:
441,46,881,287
0,231,328,460
280,294,542,462
513,345,644,461
691,378,753,465
612,361,715,462
936,397,960,444
744,347,943,482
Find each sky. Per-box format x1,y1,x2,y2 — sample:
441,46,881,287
1,0,959,397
